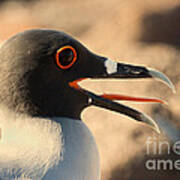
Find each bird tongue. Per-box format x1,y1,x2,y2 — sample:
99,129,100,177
69,78,166,105
101,94,166,104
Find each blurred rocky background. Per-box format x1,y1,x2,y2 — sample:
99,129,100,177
0,0,180,179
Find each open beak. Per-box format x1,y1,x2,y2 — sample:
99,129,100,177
69,58,175,133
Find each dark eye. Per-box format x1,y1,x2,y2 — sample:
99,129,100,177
56,46,77,69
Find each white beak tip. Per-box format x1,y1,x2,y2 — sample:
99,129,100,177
147,68,176,94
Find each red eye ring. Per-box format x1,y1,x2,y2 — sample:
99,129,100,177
56,45,77,69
